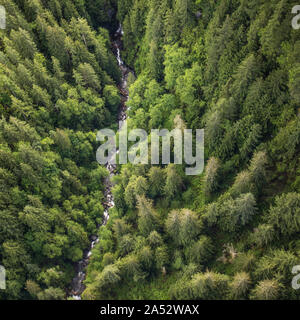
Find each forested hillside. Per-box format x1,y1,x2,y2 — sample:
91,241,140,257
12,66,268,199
0,0,300,301
82,0,300,300
0,0,120,299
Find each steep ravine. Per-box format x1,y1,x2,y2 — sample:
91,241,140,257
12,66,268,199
68,25,131,300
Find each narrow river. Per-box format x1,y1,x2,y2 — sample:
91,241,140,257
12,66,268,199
69,25,131,300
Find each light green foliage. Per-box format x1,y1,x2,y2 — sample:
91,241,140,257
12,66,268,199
73,63,100,91
204,157,220,195
137,196,159,237
267,193,300,236
70,0,300,299
124,175,138,208
164,44,190,90
204,193,257,233
189,271,230,300
155,246,169,270
95,264,121,292
37,287,65,300
1,0,300,301
147,167,165,198
254,250,298,283
188,236,214,265
164,164,184,200
250,280,280,300
251,224,275,247
165,209,201,247
232,252,256,273
230,272,251,299
231,171,253,196
148,231,163,248
0,0,118,300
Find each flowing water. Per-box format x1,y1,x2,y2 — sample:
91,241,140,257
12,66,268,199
69,25,131,300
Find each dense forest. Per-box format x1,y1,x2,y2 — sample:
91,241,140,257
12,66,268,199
0,0,121,299
0,0,300,300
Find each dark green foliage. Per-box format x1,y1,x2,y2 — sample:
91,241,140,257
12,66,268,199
0,0,120,300
1,0,300,301
84,0,300,300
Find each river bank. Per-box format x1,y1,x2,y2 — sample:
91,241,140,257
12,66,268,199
68,25,131,300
